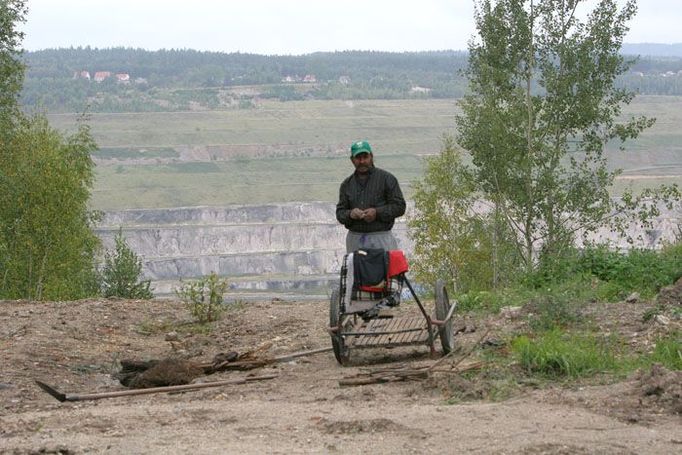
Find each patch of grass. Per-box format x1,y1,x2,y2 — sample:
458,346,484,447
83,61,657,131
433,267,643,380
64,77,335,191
41,96,682,210
455,277,591,325
526,291,585,331
164,162,222,173
522,243,682,304
176,321,216,336
455,287,535,313
135,317,219,336
648,333,682,370
135,318,177,335
92,153,423,209
576,245,682,300
512,330,618,378
444,348,523,404
93,147,179,160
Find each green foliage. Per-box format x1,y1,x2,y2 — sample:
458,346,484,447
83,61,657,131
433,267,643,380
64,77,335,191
457,0,679,271
512,330,617,378
456,288,530,313
525,243,682,300
408,135,519,292
175,272,228,323
0,0,26,120
0,1,103,300
0,115,101,300
101,229,153,299
526,292,582,331
648,334,681,370
577,246,676,298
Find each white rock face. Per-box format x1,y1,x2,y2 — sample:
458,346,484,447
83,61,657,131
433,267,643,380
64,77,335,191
96,202,411,295
95,200,680,296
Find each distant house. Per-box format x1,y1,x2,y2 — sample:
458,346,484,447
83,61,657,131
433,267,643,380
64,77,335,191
338,75,351,85
73,70,91,80
410,86,431,94
94,71,111,82
134,77,148,85
115,73,130,84
303,74,317,83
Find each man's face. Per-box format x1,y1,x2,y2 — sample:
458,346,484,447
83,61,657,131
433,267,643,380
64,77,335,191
351,152,373,174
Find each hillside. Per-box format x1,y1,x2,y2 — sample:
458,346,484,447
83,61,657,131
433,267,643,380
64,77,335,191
20,47,682,112
622,43,682,57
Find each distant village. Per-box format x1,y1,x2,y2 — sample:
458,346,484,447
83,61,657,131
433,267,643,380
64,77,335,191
631,70,682,78
72,70,147,84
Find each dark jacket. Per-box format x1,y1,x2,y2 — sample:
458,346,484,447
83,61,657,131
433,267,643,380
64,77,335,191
336,166,406,233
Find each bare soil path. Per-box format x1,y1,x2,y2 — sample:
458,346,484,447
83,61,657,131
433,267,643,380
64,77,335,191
1,297,680,454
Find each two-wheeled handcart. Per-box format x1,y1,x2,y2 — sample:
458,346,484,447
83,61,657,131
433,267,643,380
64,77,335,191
328,249,457,365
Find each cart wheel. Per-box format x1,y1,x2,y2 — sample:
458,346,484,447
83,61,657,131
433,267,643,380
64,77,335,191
435,280,455,354
329,288,350,365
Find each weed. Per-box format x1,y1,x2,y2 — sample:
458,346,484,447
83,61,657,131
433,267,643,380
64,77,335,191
648,333,682,370
577,245,681,300
512,330,618,378
527,293,582,331
177,321,216,336
642,304,665,322
175,272,228,323
456,288,534,313
135,318,176,335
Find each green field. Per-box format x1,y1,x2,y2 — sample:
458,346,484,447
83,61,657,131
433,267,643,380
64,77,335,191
47,97,682,210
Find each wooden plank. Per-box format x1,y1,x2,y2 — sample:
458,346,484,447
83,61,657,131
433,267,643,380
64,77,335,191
375,319,393,345
402,318,416,344
345,315,432,349
397,318,414,344
396,317,411,344
410,320,425,343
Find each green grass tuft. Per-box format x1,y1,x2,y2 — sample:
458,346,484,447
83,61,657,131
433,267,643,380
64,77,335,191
512,330,618,378
648,333,682,370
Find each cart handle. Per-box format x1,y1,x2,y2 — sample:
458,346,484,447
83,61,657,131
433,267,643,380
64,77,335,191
430,298,458,327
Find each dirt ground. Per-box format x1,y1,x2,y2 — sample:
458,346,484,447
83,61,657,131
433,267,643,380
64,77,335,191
1,287,680,454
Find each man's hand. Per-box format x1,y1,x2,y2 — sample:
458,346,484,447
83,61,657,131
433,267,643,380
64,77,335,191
362,208,377,223
350,208,365,220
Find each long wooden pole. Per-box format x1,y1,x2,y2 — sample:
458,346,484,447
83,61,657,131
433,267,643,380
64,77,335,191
206,346,332,372
36,374,277,402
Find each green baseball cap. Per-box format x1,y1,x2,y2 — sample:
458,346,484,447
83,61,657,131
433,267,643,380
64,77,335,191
350,140,372,157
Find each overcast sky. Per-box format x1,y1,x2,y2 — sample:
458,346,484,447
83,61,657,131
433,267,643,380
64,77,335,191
21,0,682,55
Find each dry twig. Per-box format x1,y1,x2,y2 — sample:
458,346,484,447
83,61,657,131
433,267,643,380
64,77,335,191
339,329,490,387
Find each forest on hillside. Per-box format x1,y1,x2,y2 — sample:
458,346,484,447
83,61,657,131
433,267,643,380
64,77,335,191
20,47,682,112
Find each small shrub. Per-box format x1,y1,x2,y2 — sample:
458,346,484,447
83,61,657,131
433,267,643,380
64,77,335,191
512,330,617,378
523,243,682,302
101,229,153,299
527,294,581,331
577,245,681,299
175,272,228,323
524,248,581,289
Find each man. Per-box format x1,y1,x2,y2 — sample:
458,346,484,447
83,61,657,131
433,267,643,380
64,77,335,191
336,140,406,253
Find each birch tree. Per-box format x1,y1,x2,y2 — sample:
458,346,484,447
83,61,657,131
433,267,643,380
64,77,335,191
457,0,678,270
